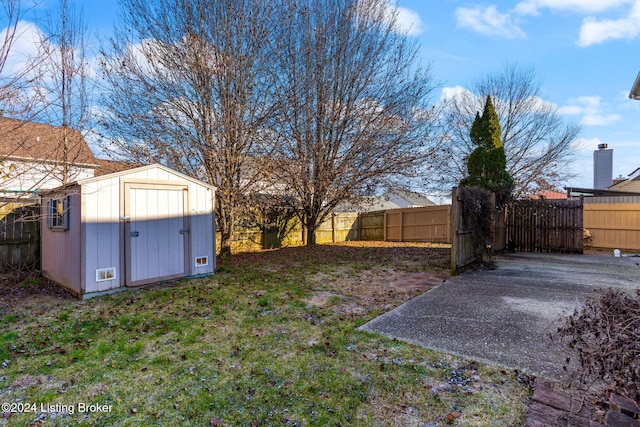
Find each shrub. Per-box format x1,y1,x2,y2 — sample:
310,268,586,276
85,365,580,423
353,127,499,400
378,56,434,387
553,289,640,402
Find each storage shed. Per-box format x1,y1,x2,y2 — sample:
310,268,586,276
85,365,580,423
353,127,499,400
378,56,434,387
41,164,216,298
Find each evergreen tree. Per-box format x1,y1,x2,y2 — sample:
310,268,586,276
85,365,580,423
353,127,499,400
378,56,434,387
460,95,513,205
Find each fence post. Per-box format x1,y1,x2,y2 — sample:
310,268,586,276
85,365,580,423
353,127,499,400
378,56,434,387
331,213,336,243
383,211,387,241
451,187,458,276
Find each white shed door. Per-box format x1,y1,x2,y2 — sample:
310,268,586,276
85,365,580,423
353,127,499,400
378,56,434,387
126,185,188,285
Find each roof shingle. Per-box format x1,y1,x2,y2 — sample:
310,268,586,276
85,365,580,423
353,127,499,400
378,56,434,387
0,117,96,165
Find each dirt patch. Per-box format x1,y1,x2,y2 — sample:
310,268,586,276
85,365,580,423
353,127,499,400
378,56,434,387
390,273,449,292
307,268,449,317
225,242,451,317
0,274,75,309
303,291,342,308
10,375,50,390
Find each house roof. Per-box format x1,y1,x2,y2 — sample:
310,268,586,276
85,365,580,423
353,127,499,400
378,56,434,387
630,71,640,100
524,190,567,200
92,158,142,177
388,189,436,207
565,186,640,197
0,117,96,166
336,189,437,212
627,167,640,179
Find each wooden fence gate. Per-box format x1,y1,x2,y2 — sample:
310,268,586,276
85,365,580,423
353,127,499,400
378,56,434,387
505,198,583,254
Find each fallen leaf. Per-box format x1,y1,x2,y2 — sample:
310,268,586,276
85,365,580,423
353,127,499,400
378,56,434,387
211,417,222,426
446,411,462,423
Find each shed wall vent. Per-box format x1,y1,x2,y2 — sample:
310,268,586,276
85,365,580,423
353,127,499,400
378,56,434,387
195,256,208,266
96,268,116,282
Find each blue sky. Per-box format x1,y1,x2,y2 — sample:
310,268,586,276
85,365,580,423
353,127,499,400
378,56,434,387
394,0,640,190
17,0,640,190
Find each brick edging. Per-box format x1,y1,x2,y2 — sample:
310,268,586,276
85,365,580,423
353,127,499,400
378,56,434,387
526,379,639,427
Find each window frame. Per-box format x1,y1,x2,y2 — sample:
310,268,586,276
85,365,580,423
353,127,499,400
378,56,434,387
48,195,70,231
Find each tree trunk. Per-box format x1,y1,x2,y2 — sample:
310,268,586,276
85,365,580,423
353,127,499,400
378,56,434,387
219,236,232,258
217,200,234,258
305,214,317,245
306,226,316,246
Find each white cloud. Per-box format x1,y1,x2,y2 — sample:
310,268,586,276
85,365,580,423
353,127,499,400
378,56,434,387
514,0,633,15
581,114,623,126
392,5,424,35
559,96,622,126
1,20,45,77
510,0,640,46
577,1,640,46
455,5,526,39
572,137,600,151
440,85,476,102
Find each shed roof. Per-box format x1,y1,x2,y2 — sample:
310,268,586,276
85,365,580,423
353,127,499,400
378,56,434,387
76,163,216,190
0,117,96,166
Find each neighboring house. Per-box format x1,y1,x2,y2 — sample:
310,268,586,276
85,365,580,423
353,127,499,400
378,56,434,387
338,189,437,212
524,190,567,200
387,189,437,208
0,118,138,197
607,168,640,193
0,118,97,196
566,168,640,198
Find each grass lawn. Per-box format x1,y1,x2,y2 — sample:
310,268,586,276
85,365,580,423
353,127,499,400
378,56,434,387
0,242,531,426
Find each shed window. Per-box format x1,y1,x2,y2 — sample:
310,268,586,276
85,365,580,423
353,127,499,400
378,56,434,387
48,196,70,230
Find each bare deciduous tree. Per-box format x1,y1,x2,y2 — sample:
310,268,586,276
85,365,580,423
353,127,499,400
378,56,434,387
0,0,93,198
268,0,438,245
98,0,277,257
431,63,580,198
37,0,92,185
0,0,43,117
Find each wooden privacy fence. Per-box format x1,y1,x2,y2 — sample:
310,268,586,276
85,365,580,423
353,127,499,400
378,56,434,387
450,187,584,274
384,205,450,242
316,212,361,243
450,187,498,274
505,198,583,253
217,211,386,252
358,211,385,241
0,199,40,272
583,195,640,251
217,206,452,253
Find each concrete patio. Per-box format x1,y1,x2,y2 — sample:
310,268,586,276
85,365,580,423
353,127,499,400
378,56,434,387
360,252,640,380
